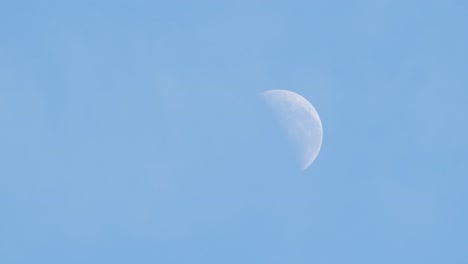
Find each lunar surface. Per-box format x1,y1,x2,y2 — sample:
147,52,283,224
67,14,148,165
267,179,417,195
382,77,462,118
262,89,323,171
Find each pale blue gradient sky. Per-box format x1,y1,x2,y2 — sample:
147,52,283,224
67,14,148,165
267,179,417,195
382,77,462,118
1,1,468,263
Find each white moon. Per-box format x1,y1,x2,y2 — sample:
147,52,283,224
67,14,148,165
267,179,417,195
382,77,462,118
262,89,323,171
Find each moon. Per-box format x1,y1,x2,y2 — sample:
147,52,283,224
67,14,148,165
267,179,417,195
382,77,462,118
261,89,323,171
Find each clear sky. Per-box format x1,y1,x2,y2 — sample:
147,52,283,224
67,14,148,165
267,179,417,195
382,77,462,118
1,0,467,263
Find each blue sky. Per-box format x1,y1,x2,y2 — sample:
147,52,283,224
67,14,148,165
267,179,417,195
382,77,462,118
1,0,467,263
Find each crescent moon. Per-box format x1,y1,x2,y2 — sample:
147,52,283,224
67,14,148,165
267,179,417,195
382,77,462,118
261,89,323,171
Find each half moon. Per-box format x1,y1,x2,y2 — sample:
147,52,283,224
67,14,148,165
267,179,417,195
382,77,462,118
261,89,323,171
